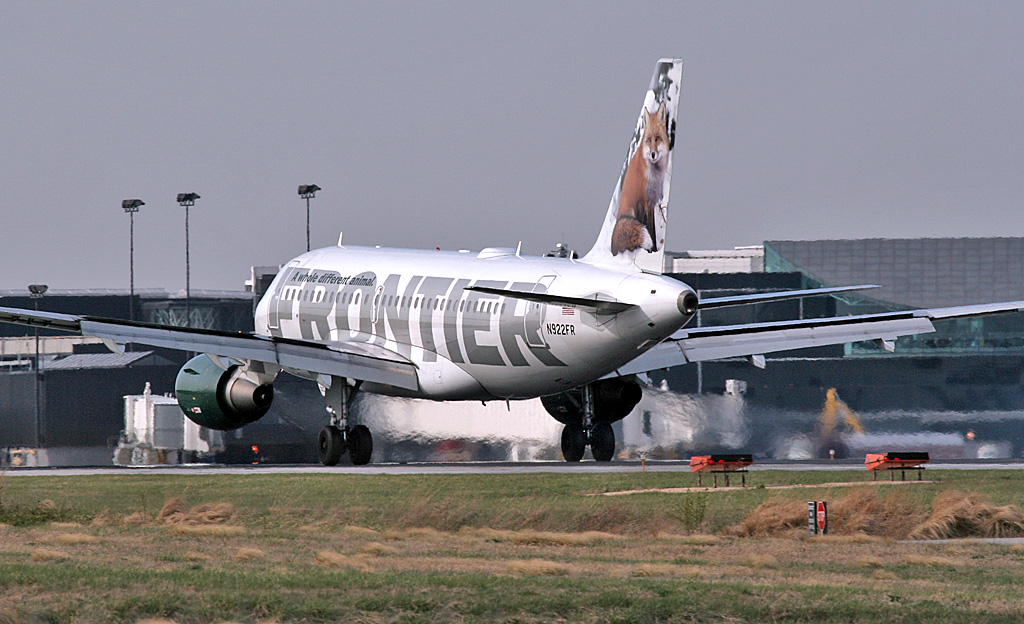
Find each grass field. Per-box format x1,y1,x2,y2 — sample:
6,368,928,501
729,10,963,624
2,468,1024,623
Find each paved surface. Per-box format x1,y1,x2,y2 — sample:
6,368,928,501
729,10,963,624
5,459,1024,477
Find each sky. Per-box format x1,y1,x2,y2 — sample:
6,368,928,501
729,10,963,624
1,2,1022,292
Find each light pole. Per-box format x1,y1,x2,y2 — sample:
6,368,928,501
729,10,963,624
176,193,200,327
29,284,47,447
122,199,144,327
298,184,321,252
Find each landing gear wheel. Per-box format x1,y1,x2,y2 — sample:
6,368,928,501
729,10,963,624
318,426,345,466
347,424,373,466
561,424,586,462
590,422,615,462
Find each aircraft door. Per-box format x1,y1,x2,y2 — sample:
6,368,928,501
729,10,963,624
266,265,299,333
524,275,556,348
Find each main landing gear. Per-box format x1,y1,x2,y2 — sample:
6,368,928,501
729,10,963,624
318,379,373,466
558,385,616,463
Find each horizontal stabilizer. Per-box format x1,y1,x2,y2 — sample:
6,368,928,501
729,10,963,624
604,299,1024,378
698,284,879,310
463,286,635,314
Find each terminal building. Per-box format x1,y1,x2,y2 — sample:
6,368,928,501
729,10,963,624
1,239,1023,465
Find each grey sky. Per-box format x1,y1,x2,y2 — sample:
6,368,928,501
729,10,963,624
2,2,1022,292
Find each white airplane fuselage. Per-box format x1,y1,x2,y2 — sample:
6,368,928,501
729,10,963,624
254,245,696,401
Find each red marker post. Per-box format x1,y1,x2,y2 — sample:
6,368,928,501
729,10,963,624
808,501,828,536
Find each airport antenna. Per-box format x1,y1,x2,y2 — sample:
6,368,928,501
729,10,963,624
298,184,321,252
176,193,200,328
122,199,144,332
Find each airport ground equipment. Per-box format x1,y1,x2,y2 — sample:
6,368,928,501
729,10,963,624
866,451,929,480
690,453,753,487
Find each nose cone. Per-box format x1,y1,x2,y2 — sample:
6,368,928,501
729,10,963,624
678,290,698,316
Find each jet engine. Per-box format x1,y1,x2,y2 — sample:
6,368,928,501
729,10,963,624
540,378,643,425
175,354,274,431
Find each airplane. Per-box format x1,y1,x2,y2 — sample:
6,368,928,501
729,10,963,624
2,58,1023,466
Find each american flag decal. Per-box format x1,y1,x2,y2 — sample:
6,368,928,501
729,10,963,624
562,307,574,316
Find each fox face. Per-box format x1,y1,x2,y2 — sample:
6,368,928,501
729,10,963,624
641,102,669,171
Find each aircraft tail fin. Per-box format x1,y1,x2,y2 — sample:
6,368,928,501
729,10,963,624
582,59,683,274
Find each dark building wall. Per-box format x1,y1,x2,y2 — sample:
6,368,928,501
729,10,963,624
0,366,180,448
43,367,179,447
0,373,38,446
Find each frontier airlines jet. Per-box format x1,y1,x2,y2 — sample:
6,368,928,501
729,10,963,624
3,59,1022,465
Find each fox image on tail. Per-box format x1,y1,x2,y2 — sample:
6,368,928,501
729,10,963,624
610,101,670,255
582,58,681,274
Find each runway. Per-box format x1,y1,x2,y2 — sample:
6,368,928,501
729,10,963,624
6,459,1024,477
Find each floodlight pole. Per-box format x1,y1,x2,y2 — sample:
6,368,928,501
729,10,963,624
29,284,48,447
176,193,200,328
298,185,321,252
122,200,144,327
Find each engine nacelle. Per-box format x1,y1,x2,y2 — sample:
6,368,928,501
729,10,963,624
175,354,274,431
540,379,643,426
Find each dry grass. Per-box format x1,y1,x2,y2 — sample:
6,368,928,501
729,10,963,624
340,525,379,537
0,603,21,624
382,527,441,540
854,555,885,568
728,499,806,537
171,524,245,537
462,527,622,546
48,533,99,545
903,554,956,566
730,491,920,539
359,542,398,556
744,554,779,569
655,533,723,545
121,512,150,526
315,550,370,572
634,563,681,576
808,533,884,544
234,547,266,561
159,497,235,526
908,491,1024,540
29,548,67,562
829,489,921,538
505,559,571,576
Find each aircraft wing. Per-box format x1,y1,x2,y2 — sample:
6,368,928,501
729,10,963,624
605,300,1024,378
697,284,879,309
0,307,419,390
